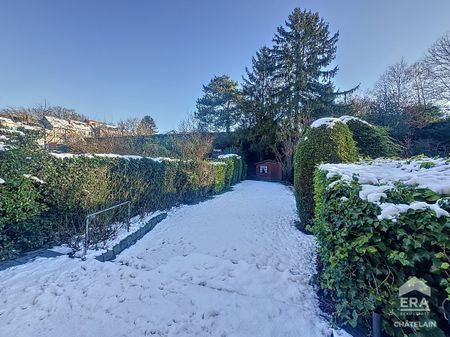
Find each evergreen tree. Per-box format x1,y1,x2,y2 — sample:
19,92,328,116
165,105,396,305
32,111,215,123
265,8,348,180
240,46,278,161
137,115,158,135
241,46,277,126
195,75,241,132
272,8,340,126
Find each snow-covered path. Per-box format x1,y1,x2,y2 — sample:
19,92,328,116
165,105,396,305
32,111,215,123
0,181,343,337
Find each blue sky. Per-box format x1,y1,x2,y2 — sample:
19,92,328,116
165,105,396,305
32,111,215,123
0,0,449,132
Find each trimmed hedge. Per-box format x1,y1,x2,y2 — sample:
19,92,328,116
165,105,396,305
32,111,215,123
0,142,245,260
313,168,450,337
294,120,357,227
342,117,399,158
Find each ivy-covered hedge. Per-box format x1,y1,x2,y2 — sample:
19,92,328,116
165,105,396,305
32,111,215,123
0,141,245,260
312,163,450,337
294,119,357,228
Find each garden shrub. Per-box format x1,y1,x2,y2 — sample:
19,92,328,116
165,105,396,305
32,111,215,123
0,141,245,259
340,116,399,158
0,129,52,259
218,154,243,186
313,161,450,337
294,118,356,227
211,162,227,193
0,176,50,260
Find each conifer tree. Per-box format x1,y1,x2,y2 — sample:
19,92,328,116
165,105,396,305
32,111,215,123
272,8,340,126
195,75,241,132
240,46,279,161
269,8,355,180
242,46,277,126
137,115,158,135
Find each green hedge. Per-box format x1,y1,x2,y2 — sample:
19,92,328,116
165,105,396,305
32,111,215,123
294,120,357,228
0,143,245,260
218,155,244,186
312,168,450,337
342,116,399,158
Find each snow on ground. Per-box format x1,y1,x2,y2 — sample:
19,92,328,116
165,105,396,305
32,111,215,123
81,210,166,258
0,181,347,337
320,157,450,221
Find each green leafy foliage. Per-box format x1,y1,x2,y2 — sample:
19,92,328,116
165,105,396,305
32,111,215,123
411,118,450,157
195,75,241,133
344,118,399,158
312,169,450,336
419,161,436,169
0,142,245,259
294,121,357,228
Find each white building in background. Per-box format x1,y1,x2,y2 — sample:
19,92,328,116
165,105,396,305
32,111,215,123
41,116,120,144
0,114,120,146
0,117,19,129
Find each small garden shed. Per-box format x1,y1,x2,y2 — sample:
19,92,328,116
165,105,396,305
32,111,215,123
255,160,282,181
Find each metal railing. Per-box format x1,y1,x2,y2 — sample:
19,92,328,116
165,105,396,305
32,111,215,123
83,201,131,256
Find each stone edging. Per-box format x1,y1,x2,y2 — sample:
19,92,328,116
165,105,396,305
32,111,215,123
95,213,168,262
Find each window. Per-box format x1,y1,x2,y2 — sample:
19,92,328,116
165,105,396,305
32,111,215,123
259,165,268,174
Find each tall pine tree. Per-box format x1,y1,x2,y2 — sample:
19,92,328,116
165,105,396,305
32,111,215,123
270,8,351,181
272,8,339,126
240,46,279,161
241,46,277,126
195,75,241,132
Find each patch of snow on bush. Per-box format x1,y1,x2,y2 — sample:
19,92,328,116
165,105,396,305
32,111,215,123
150,156,180,162
310,117,340,129
217,153,241,159
23,174,45,184
311,116,372,129
49,153,189,163
0,128,25,136
320,158,450,220
358,185,392,202
338,115,372,126
50,153,76,159
208,161,227,166
49,152,243,165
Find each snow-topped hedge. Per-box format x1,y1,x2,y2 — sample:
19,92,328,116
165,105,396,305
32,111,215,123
312,116,398,158
0,143,245,259
340,116,399,158
312,157,450,336
294,118,357,227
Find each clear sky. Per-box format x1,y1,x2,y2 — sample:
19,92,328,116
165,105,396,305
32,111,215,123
0,0,449,132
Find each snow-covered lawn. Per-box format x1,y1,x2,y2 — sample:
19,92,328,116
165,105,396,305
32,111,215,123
0,181,346,337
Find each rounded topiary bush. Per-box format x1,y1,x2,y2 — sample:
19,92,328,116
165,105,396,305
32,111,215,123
339,116,398,158
294,118,357,228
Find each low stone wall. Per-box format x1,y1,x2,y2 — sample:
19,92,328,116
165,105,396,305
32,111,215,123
95,213,168,262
